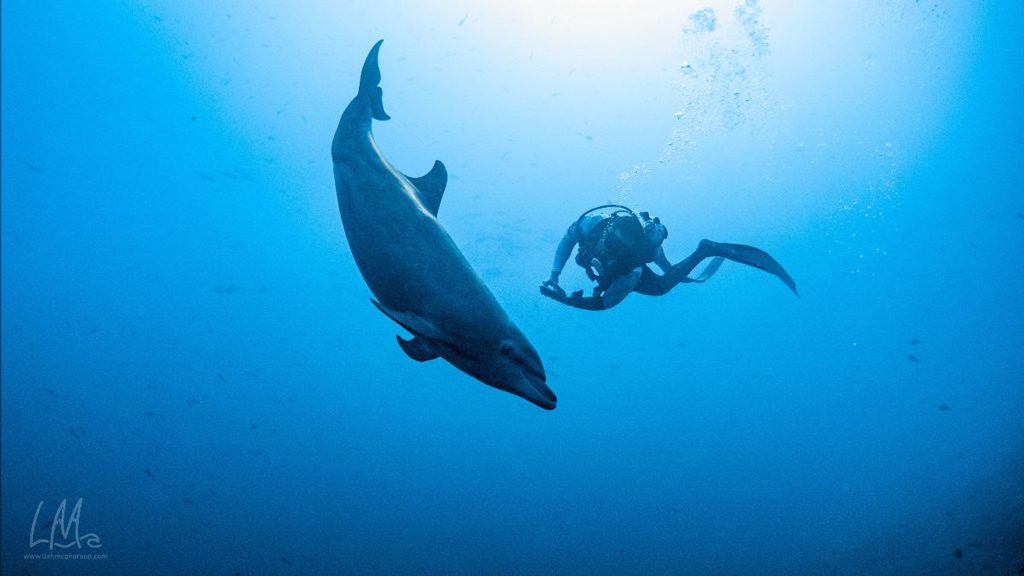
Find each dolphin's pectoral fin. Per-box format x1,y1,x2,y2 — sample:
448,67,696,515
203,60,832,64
371,300,446,341
396,335,440,362
359,40,390,121
408,160,448,216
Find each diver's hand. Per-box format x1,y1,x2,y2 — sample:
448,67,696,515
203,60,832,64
539,281,567,302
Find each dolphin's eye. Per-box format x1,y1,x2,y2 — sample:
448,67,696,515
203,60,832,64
500,343,514,356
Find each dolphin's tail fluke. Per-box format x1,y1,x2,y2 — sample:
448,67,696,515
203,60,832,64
359,39,390,121
702,240,799,296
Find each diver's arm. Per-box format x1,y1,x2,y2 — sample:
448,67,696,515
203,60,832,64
540,283,602,309
562,267,641,311
545,222,580,286
653,246,672,274
562,291,606,311
598,268,641,308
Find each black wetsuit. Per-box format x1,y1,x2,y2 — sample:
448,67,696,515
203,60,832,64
543,230,798,310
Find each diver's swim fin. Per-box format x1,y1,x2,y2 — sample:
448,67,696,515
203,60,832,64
692,256,724,283
704,240,798,296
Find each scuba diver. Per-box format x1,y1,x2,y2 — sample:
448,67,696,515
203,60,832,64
540,204,798,310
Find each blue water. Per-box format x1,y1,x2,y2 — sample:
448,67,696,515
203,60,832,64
3,2,1022,575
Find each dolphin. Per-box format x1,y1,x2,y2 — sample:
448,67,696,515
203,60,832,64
331,40,556,410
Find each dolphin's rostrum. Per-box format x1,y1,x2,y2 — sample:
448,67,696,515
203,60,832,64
331,40,556,410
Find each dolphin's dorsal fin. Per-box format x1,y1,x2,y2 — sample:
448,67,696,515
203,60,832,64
371,300,445,341
408,160,448,216
396,335,439,362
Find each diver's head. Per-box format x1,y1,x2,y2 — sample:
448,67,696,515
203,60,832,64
604,215,643,260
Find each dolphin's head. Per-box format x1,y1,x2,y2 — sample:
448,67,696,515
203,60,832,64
444,326,555,410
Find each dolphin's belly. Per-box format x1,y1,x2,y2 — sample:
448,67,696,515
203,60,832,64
336,169,502,327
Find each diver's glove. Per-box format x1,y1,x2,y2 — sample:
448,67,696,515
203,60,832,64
539,281,567,302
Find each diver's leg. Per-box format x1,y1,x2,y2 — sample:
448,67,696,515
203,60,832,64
598,268,642,308
634,266,674,296
668,240,714,278
635,238,798,296
633,241,715,296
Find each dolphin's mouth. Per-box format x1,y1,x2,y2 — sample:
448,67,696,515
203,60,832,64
520,367,557,411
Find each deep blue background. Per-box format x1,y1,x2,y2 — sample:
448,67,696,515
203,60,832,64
3,1,1022,574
